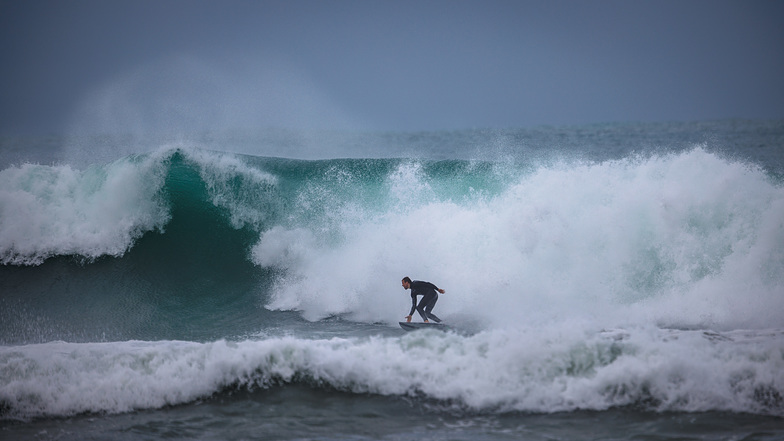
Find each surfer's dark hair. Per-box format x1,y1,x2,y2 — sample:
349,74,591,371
402,277,412,283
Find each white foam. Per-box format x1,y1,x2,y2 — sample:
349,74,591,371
2,327,782,418
256,148,784,331
0,145,282,265
0,152,171,265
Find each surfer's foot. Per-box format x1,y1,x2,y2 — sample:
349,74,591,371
424,320,429,323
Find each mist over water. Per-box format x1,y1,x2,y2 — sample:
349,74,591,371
56,56,370,167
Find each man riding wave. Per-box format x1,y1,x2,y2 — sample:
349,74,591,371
401,276,445,323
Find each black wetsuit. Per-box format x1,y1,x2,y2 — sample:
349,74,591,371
408,280,442,323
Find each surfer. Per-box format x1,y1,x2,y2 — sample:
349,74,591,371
402,277,445,323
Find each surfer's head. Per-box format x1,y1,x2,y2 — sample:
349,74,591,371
401,277,412,290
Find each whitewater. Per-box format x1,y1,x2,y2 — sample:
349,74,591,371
1,121,783,440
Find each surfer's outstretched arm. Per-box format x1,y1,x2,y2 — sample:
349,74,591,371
406,293,417,322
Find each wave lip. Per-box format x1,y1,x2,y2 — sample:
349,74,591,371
0,146,279,266
2,328,782,420
0,153,171,265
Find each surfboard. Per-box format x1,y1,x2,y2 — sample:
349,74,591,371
399,321,448,332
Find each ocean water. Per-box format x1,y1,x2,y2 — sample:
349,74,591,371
1,120,783,440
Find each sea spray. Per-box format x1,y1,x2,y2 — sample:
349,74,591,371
257,148,784,331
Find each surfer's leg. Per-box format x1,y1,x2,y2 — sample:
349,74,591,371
423,293,441,323
415,297,429,322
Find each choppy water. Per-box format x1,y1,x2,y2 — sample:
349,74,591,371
1,120,783,440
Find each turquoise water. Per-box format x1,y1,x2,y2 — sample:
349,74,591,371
1,120,783,439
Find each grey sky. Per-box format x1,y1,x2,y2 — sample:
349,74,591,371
1,0,783,135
